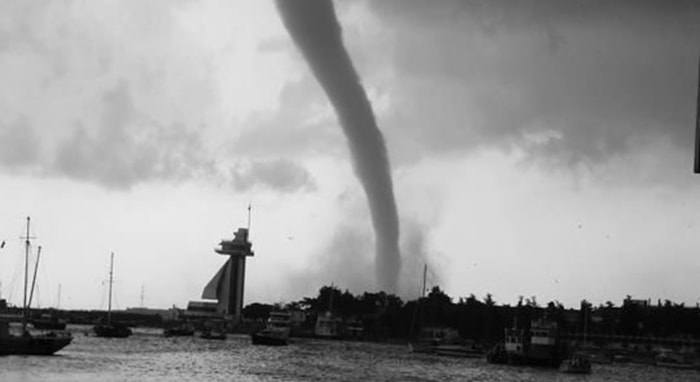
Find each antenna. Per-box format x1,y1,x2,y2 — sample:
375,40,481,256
140,284,145,308
247,203,252,232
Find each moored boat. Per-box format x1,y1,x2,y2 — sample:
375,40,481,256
487,319,568,368
200,328,226,340
94,321,132,338
409,326,462,355
0,322,73,356
0,217,73,355
93,252,132,338
31,311,67,331
654,349,695,369
199,320,227,340
252,311,291,346
559,354,592,374
163,321,195,337
315,311,342,339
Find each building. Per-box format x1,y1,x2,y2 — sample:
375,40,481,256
186,227,254,324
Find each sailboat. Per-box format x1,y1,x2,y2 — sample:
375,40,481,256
409,264,483,357
0,216,73,355
93,252,132,338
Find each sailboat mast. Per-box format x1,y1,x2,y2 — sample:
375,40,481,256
694,55,700,173
421,263,427,299
108,252,114,325
22,216,31,332
28,246,42,308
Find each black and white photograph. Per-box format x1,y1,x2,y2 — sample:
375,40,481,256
1,0,700,380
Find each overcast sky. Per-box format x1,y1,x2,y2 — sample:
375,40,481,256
1,0,700,310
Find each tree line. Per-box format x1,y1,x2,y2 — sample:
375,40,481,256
243,285,700,343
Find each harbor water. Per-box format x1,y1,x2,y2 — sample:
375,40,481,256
1,325,698,382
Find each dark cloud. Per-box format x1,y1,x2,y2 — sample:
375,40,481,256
360,0,700,169
231,158,316,193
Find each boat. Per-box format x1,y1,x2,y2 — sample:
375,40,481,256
93,252,132,338
487,319,568,367
409,326,458,354
654,349,695,369
199,320,226,340
434,341,484,358
315,311,342,339
0,217,73,355
163,321,195,337
408,264,483,358
31,310,67,331
252,311,291,346
559,354,592,374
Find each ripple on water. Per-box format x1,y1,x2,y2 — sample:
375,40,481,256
2,326,700,381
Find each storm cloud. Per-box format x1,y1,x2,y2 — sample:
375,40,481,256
364,0,700,168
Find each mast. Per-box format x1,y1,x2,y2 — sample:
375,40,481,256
28,246,42,308
421,263,427,299
695,55,700,173
583,304,588,347
57,283,62,309
107,252,114,325
22,216,32,333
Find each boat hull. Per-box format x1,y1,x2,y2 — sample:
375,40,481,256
0,334,73,356
251,332,288,346
200,331,226,340
559,355,592,374
94,324,132,338
31,321,67,331
434,344,484,358
163,328,194,337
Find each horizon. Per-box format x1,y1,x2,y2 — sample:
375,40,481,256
2,0,700,312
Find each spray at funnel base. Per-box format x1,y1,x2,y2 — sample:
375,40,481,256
276,0,401,292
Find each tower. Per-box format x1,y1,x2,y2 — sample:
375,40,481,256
201,228,254,323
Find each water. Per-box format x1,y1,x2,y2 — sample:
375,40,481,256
1,325,698,382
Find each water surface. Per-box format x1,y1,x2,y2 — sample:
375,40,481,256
1,325,698,381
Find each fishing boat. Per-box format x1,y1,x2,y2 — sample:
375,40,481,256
163,320,195,337
199,320,226,340
654,349,695,369
487,319,568,368
315,311,342,339
0,217,73,355
93,252,132,338
252,311,291,346
559,354,592,374
434,341,484,358
31,311,67,331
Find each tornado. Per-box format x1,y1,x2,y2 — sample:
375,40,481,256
276,0,401,293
